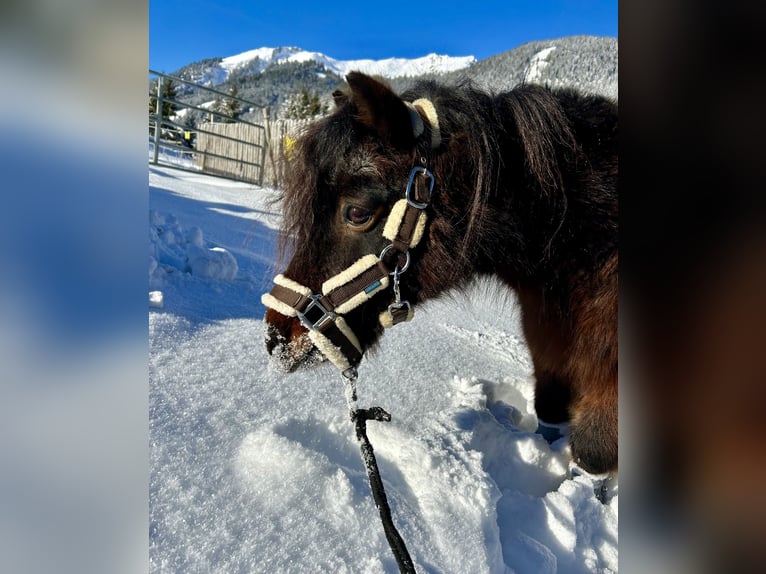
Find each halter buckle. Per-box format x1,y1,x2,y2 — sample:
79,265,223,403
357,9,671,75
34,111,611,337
405,166,434,209
296,294,336,332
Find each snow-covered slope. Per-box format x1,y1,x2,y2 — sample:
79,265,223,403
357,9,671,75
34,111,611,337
440,36,618,100
149,166,617,573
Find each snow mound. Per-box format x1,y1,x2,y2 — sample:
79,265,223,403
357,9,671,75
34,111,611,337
186,245,238,280
149,209,238,289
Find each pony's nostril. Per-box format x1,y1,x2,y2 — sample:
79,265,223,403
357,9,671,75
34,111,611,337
265,335,276,355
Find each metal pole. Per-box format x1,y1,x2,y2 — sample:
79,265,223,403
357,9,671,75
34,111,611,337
259,108,269,186
152,75,163,165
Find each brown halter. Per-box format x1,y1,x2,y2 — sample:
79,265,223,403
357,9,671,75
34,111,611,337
261,164,434,375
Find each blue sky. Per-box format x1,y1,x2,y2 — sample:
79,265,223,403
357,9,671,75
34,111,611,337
150,0,617,73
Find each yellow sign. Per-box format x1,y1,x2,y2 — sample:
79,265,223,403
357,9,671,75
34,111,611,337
284,135,296,158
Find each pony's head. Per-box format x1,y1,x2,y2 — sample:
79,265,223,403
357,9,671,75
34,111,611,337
263,72,448,371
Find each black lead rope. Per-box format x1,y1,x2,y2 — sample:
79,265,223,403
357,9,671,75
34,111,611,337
341,371,417,574
352,407,416,573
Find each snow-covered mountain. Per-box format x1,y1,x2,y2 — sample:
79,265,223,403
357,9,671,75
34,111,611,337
166,36,616,122
182,46,476,86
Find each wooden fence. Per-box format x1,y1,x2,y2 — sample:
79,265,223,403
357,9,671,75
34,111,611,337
194,116,312,188
261,117,313,188
150,71,314,187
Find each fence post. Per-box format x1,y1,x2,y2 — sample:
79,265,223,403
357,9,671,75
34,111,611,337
152,75,163,165
259,123,267,187
262,108,273,187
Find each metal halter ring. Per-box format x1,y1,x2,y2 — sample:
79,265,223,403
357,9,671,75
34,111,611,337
379,244,411,274
405,166,434,209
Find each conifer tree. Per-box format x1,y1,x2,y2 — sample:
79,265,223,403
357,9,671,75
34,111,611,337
283,87,327,119
210,95,223,123
149,77,179,119
222,85,241,122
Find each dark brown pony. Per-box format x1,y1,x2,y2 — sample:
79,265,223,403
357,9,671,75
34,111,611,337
264,72,617,474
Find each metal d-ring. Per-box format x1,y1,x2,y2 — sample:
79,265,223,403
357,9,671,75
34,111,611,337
379,244,410,274
405,166,434,209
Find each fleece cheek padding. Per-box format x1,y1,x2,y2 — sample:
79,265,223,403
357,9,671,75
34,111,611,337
322,254,379,292
334,281,389,315
261,273,313,318
274,273,313,296
308,330,350,371
411,98,441,149
382,199,428,248
307,316,362,371
261,293,297,317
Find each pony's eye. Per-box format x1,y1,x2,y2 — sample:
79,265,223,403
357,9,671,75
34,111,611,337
343,205,374,227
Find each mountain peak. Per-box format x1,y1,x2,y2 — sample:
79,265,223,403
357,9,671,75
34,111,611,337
220,46,303,73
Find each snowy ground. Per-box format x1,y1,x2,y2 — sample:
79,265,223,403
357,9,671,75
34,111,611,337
149,165,618,573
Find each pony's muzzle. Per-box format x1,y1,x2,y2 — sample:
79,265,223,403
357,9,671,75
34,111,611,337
263,309,323,372
263,308,302,353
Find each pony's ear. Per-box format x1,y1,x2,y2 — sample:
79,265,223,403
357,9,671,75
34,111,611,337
345,72,415,150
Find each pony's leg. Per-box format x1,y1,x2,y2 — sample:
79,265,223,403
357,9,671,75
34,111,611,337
514,276,618,473
566,255,619,474
514,287,573,426
568,375,618,474
534,366,618,473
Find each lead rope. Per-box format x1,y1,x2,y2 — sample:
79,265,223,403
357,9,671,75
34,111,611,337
340,368,417,574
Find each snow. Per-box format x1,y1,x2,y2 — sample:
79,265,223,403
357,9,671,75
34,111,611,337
217,46,476,81
149,211,239,283
149,290,164,308
524,46,557,84
331,53,476,78
220,47,301,72
149,165,617,573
